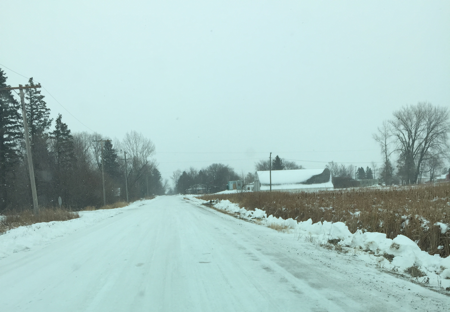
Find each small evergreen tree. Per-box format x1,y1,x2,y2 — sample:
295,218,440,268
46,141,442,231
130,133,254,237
380,159,394,185
103,140,120,180
51,114,76,204
357,167,366,179
366,167,374,179
52,114,76,169
25,78,52,140
272,155,284,170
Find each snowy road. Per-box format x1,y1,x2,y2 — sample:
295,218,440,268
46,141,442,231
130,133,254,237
0,196,448,312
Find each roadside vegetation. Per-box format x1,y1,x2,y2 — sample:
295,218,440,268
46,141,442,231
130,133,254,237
0,207,79,234
0,197,149,234
199,184,450,258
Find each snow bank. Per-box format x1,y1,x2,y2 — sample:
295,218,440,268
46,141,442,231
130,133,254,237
0,201,144,260
189,196,450,290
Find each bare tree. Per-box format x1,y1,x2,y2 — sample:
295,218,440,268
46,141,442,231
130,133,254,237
121,131,156,199
388,103,450,184
326,161,354,178
284,160,303,169
171,170,182,192
255,159,270,171
373,121,395,185
422,152,445,182
255,158,302,171
122,131,155,163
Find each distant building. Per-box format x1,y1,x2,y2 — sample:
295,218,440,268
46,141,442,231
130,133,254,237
227,180,243,191
244,183,254,191
254,169,333,192
435,172,450,182
186,184,208,194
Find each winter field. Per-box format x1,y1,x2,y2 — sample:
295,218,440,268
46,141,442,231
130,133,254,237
199,184,450,291
0,196,449,311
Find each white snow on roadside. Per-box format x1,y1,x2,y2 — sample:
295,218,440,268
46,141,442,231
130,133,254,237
189,196,450,291
0,201,144,260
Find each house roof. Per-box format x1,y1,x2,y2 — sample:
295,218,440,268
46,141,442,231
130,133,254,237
256,169,326,185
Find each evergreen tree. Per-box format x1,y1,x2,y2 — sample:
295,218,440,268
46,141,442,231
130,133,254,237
366,167,374,179
148,167,164,195
380,160,394,185
176,171,192,194
51,114,76,204
0,69,23,211
24,77,53,205
357,167,366,179
52,114,75,169
272,155,284,170
25,78,52,140
103,140,120,180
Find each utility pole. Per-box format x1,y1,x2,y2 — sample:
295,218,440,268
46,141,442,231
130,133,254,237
94,139,110,206
1,83,41,214
146,175,149,198
269,152,272,192
119,150,129,202
124,151,129,202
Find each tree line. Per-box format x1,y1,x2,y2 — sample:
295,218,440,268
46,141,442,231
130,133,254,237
0,69,164,212
374,102,450,185
171,156,304,194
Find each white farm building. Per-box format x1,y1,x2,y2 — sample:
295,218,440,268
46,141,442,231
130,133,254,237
254,169,333,192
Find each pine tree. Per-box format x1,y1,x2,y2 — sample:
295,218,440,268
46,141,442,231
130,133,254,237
25,78,52,140
51,114,76,204
272,155,284,170
24,77,52,204
380,160,394,185
52,114,75,169
149,167,164,195
0,69,23,210
357,167,366,179
366,167,374,179
103,140,120,180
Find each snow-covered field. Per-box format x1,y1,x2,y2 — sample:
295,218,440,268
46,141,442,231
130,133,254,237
1,196,449,311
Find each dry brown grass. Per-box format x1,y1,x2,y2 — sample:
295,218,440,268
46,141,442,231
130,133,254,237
267,223,290,232
82,201,132,211
0,208,79,234
98,201,129,210
199,184,450,257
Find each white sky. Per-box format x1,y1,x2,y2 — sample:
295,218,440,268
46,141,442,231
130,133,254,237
1,0,450,183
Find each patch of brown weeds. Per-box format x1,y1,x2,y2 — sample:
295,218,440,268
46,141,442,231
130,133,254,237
267,223,290,232
199,184,450,257
405,265,426,277
0,208,79,234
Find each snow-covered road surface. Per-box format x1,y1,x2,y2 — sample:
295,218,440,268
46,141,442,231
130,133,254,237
0,196,448,311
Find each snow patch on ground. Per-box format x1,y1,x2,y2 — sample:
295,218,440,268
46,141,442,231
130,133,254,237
189,196,450,291
0,201,144,260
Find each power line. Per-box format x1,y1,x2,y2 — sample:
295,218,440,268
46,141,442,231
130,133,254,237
156,149,378,154
0,63,97,133
41,86,97,133
0,63,29,79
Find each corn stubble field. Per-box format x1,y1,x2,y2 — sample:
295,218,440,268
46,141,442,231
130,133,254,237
200,184,450,258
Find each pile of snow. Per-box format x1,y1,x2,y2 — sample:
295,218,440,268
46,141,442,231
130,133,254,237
0,201,144,260
189,196,450,290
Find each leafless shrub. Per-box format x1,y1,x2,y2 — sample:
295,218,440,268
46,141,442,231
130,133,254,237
405,265,426,277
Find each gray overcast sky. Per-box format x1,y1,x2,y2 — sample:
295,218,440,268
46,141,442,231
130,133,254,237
1,0,450,183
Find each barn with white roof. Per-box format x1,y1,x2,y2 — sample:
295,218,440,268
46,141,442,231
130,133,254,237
254,168,333,192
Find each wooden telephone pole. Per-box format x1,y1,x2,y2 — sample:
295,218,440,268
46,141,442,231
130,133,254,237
94,139,110,206
269,152,272,192
1,83,41,214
